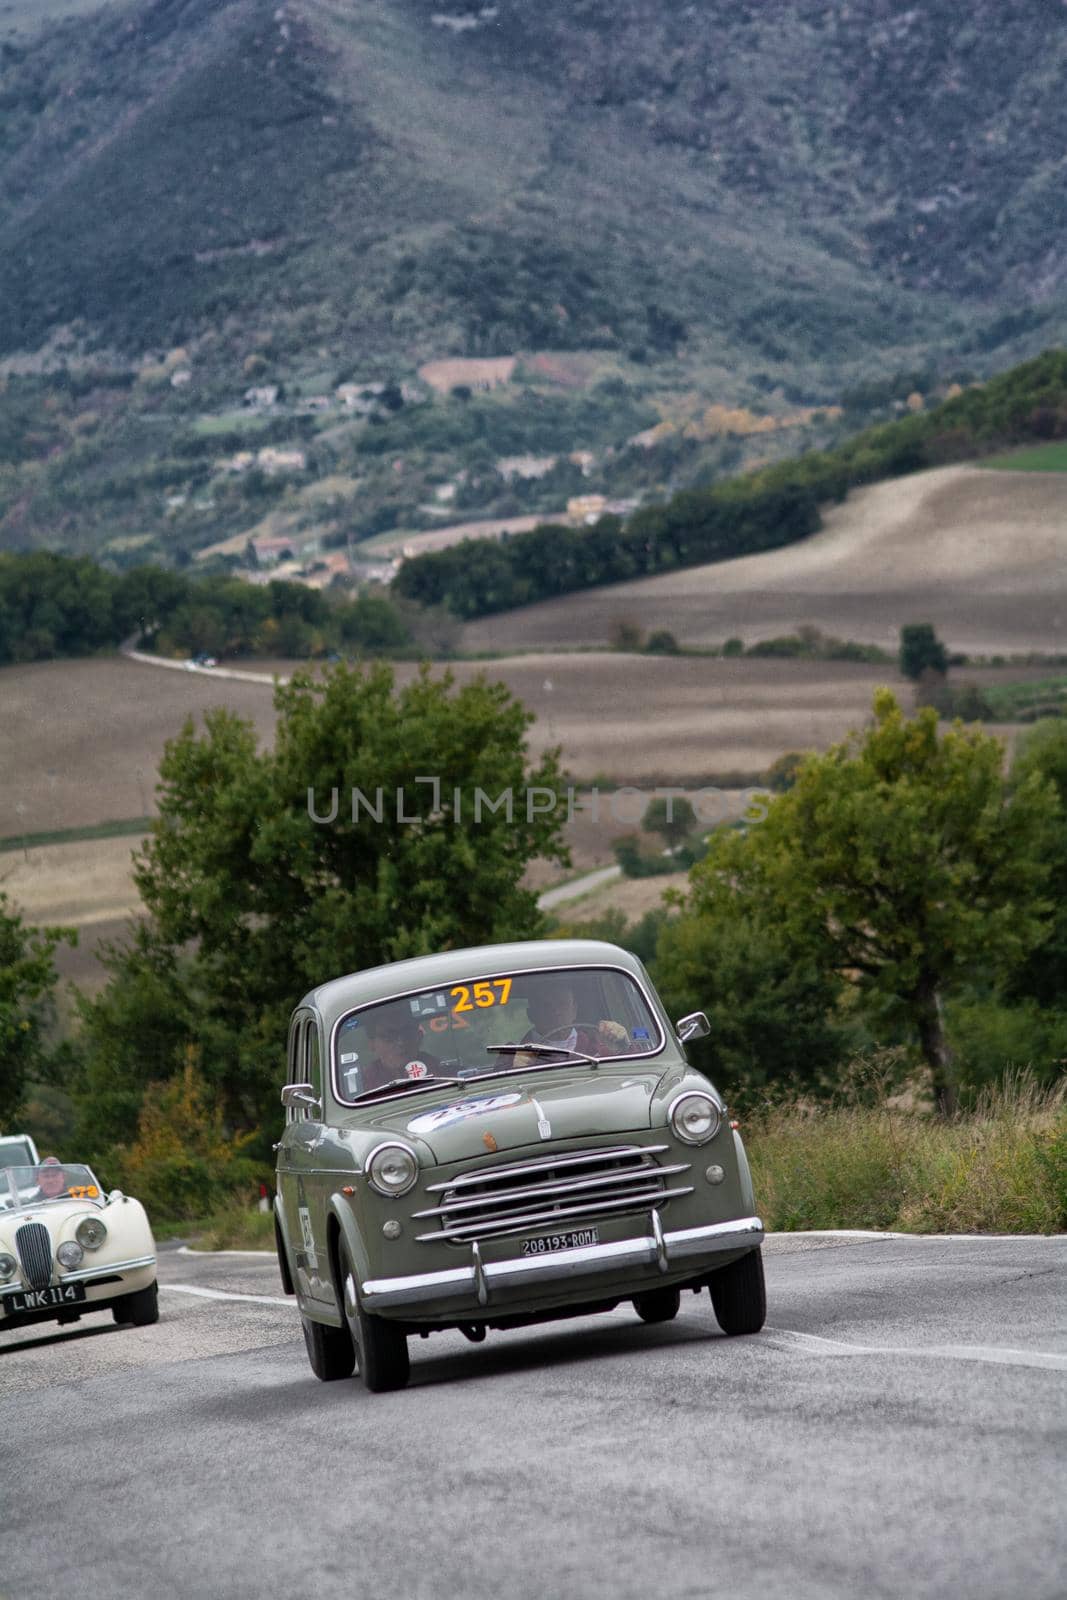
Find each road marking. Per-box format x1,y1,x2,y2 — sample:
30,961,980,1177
176,1245,275,1258
162,1283,294,1309
764,1326,1067,1372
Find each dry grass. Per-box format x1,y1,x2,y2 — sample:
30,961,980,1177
748,1074,1067,1234
459,465,1067,656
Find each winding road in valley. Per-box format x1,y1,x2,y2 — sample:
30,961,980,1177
4,1232,1064,1599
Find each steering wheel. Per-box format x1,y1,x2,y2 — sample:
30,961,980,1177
535,1021,605,1044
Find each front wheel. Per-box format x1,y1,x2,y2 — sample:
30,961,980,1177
633,1286,681,1324
302,1314,355,1381
708,1249,766,1335
341,1249,410,1392
112,1281,159,1327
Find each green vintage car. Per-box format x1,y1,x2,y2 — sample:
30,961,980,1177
275,938,765,1391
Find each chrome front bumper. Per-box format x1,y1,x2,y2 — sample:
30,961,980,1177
0,1253,156,1306
361,1215,763,1313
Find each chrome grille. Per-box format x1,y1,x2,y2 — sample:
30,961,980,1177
414,1144,693,1244
16,1221,52,1289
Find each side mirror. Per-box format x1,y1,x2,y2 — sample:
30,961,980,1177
281,1083,321,1112
675,1011,710,1044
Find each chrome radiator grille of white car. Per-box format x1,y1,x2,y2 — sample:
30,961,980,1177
413,1144,693,1244
16,1221,52,1289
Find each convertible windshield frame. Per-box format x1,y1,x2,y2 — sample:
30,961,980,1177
330,961,666,1108
0,1164,105,1213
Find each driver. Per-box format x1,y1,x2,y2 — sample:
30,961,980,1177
361,1009,442,1092
520,980,629,1059
35,1156,67,1200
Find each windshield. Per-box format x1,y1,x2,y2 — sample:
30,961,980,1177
0,1139,36,1166
334,965,662,1101
0,1164,104,1212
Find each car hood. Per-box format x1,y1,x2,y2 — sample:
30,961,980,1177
364,1066,668,1166
0,1197,100,1236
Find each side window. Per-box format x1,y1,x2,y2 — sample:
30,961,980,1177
287,1016,303,1085
305,1022,322,1100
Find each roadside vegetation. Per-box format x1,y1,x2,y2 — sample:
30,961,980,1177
748,1072,1066,1235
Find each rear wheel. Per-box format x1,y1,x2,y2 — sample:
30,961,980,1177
112,1281,159,1327
633,1286,681,1324
302,1313,355,1381
708,1249,766,1335
340,1247,410,1392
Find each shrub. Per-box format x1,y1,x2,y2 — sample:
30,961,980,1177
645,629,680,654
108,1062,260,1223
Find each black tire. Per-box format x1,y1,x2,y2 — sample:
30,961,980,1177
302,1314,355,1381
708,1248,766,1335
633,1286,681,1324
112,1281,159,1327
340,1246,410,1392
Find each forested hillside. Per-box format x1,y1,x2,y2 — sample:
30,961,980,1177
1,0,1065,565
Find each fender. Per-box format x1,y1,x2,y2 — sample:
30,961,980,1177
326,1190,374,1315
273,1196,295,1296
732,1129,756,1214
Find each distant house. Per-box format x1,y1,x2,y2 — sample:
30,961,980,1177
249,536,296,566
497,455,557,480
567,494,609,525
257,447,307,475
243,385,279,409
304,395,332,412
225,451,256,474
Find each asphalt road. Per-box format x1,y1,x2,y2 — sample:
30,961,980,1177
3,1234,1064,1600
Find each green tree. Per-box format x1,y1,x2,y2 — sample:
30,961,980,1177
697,690,1058,1111
0,893,74,1125
742,688,1049,1113
899,622,948,680
642,794,698,852
1007,719,1067,1008
653,880,854,1097
75,663,569,1148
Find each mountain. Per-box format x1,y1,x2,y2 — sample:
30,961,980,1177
1,0,1066,563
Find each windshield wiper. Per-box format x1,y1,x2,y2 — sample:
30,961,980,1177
484,1042,599,1070
349,1074,461,1103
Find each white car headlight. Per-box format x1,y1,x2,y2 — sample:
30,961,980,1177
57,1241,84,1269
669,1091,722,1146
0,1252,16,1281
366,1143,419,1198
76,1216,108,1250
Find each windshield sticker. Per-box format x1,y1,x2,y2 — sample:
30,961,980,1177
450,978,513,1013
340,1051,360,1064
404,1060,429,1079
407,1092,523,1135
632,1028,651,1040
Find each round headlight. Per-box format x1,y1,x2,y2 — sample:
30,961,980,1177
0,1253,16,1281
366,1143,418,1198
669,1091,722,1146
56,1240,84,1269
76,1216,108,1250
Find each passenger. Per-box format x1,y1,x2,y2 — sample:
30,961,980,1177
360,1009,442,1092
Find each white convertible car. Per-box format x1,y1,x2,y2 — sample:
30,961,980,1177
0,1158,158,1332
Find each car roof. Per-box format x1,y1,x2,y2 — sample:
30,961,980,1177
296,939,648,1028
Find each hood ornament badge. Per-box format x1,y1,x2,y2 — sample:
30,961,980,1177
531,1097,552,1141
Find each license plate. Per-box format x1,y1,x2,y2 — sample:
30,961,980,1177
521,1228,599,1256
4,1283,87,1315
